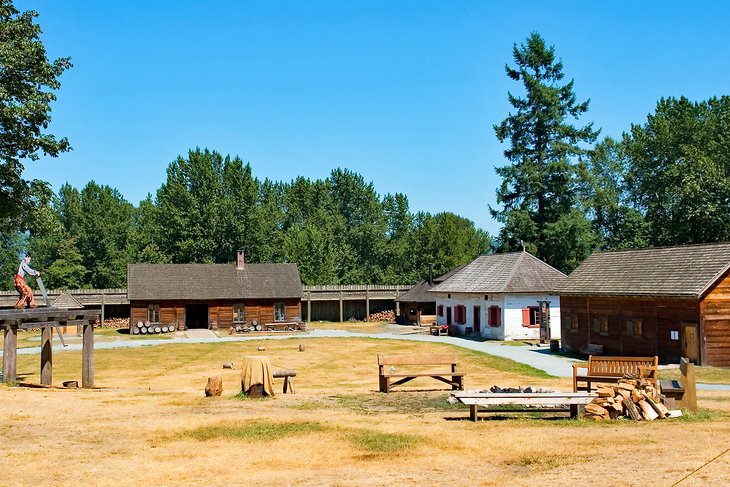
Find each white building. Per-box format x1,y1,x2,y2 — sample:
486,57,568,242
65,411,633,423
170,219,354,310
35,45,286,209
429,251,566,340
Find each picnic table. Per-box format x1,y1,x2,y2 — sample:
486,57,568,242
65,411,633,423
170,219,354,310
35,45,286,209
451,391,597,421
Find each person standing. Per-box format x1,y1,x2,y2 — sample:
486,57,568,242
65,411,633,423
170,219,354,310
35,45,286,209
14,252,40,309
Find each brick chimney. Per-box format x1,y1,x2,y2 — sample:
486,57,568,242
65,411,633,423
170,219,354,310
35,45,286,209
236,250,245,270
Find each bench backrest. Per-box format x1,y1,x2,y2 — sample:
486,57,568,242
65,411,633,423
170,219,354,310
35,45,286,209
377,353,459,366
587,356,658,377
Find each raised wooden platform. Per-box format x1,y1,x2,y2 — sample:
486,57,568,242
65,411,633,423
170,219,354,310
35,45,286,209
451,391,598,421
0,308,99,388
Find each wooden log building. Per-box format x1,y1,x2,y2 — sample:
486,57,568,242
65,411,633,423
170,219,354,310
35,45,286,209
127,251,303,331
558,242,730,366
395,265,465,325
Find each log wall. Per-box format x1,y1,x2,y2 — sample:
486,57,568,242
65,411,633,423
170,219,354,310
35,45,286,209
130,299,302,331
701,268,730,367
561,295,699,364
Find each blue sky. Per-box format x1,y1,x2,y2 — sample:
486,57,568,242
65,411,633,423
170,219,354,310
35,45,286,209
19,1,730,235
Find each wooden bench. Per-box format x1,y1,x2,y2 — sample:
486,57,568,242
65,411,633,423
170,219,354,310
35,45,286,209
452,391,598,421
272,369,296,394
572,355,658,392
580,343,604,357
430,324,448,336
377,353,465,393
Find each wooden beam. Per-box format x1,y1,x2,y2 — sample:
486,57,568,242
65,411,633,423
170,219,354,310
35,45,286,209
41,326,53,385
365,286,370,321
82,322,94,388
3,322,18,383
339,290,343,323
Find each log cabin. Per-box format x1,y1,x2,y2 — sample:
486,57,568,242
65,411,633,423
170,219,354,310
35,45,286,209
127,251,303,331
428,251,566,340
558,242,730,366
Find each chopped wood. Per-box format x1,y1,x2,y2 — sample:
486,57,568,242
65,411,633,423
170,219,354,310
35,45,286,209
666,410,683,418
638,400,659,421
642,392,667,419
205,376,222,397
617,383,636,391
596,386,614,397
622,398,642,421
631,388,643,403
367,310,396,322
586,403,610,419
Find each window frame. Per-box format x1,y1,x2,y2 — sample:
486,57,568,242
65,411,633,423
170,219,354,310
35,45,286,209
147,304,160,324
273,302,286,322
233,303,245,323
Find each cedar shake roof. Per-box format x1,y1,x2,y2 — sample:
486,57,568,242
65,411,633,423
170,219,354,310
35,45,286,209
127,263,303,301
428,252,566,294
558,242,730,298
395,265,466,303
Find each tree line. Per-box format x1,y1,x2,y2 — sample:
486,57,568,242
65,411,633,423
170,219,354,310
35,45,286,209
0,153,491,289
1,3,728,291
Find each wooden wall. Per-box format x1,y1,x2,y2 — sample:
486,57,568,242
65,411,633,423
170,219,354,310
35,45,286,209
561,295,699,364
130,299,302,330
701,269,730,367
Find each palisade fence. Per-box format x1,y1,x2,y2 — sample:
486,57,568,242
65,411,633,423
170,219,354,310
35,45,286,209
0,284,414,322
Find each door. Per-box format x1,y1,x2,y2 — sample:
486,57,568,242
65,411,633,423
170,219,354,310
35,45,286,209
185,304,209,329
682,322,699,363
446,307,452,325
473,306,481,333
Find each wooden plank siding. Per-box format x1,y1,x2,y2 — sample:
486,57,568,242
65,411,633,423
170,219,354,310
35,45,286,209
129,299,302,331
561,296,698,364
701,268,730,367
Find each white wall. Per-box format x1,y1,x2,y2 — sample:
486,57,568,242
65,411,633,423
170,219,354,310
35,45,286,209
433,292,561,341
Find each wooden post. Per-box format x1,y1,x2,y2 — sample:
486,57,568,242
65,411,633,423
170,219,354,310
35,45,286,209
365,286,370,321
395,285,400,316
82,321,94,388
307,291,311,323
339,290,343,323
101,290,105,328
2,323,18,383
679,357,697,412
41,325,53,385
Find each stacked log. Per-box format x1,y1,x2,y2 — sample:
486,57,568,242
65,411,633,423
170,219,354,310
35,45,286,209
368,310,395,322
98,317,131,329
584,375,681,421
132,321,177,335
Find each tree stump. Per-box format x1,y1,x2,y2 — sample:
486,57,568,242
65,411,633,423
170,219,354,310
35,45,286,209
298,344,305,352
244,383,265,398
205,376,223,397
257,346,265,351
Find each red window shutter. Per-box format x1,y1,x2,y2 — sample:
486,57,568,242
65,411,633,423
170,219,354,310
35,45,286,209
459,306,465,324
522,308,530,327
489,306,501,327
495,306,501,327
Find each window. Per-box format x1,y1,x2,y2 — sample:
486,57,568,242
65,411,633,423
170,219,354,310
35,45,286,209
455,305,466,324
233,304,245,323
488,306,501,327
147,304,160,324
274,302,286,322
571,315,579,331
626,319,642,337
521,307,540,328
437,305,444,317
592,316,609,334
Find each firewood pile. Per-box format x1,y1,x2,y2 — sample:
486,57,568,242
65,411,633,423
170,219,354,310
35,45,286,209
131,321,177,335
368,310,395,322
98,317,130,329
585,374,682,421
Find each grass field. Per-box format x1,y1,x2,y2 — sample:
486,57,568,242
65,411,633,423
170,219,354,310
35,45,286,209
1,336,729,486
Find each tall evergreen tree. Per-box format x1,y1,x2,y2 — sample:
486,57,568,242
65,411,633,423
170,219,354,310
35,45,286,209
491,32,599,272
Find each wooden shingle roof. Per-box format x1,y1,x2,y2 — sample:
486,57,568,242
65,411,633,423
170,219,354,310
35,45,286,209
428,252,566,294
395,265,466,303
127,263,302,301
557,242,730,297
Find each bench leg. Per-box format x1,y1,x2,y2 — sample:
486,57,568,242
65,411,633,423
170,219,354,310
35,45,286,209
283,376,295,394
452,375,464,391
379,376,390,393
470,404,478,422
570,404,585,420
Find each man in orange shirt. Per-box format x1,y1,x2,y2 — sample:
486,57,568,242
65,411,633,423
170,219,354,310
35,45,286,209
14,252,40,309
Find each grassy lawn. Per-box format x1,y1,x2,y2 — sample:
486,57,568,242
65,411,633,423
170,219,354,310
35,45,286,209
659,366,730,385
2,336,729,486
